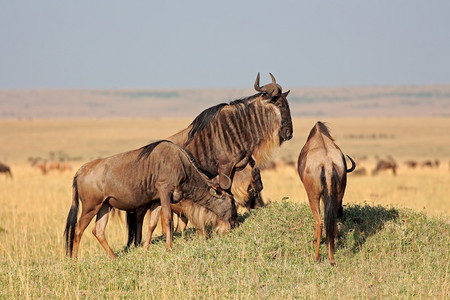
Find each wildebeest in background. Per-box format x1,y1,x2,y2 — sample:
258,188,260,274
126,73,293,247
421,159,439,168
404,160,418,169
29,157,48,174
29,157,73,175
372,156,397,176
64,140,237,259
298,122,355,266
0,162,12,178
349,167,367,176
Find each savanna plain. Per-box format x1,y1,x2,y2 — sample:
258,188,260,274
0,117,449,299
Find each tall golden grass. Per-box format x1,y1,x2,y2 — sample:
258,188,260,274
1,117,449,216
0,117,449,298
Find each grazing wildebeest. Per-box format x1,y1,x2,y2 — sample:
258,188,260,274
64,140,237,259
421,160,439,168
140,199,233,251
350,167,367,176
0,162,12,178
404,160,418,169
298,122,355,266
372,157,397,175
127,73,293,247
29,158,48,175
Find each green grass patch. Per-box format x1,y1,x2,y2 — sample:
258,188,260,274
0,202,448,299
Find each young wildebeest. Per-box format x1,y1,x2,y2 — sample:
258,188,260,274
298,122,355,266
141,200,232,251
127,72,293,247
64,140,237,259
0,162,12,178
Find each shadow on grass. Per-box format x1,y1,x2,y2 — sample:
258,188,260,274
338,203,399,253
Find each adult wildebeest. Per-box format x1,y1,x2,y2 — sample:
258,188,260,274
421,160,439,168
372,157,397,175
0,162,12,178
170,72,292,191
298,122,355,266
404,160,418,169
64,140,237,259
127,73,293,247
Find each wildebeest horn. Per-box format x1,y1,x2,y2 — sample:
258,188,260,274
254,72,282,97
254,72,263,92
269,73,276,84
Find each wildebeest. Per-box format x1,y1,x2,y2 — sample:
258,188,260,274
139,199,233,251
351,167,367,176
404,160,418,169
0,162,12,178
421,160,439,168
169,72,292,191
64,140,237,259
298,122,355,266
29,157,72,174
372,156,397,175
127,73,293,247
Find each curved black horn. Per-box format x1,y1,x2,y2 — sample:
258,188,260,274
269,73,276,84
346,155,356,173
254,72,263,92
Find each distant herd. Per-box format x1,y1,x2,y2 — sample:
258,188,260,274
0,73,447,266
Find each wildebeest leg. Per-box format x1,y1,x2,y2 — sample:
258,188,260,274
251,192,265,209
144,205,161,251
92,203,116,259
72,205,102,259
158,189,173,251
305,188,322,262
248,166,264,209
135,207,148,246
175,212,188,232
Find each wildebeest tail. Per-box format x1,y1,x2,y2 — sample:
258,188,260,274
321,166,339,245
126,211,138,248
346,155,356,173
64,176,80,257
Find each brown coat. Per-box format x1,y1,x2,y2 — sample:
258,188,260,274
64,140,237,259
298,122,355,266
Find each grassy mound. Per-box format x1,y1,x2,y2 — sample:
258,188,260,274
2,202,449,298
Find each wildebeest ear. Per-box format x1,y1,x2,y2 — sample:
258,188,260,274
218,174,232,190
269,90,290,104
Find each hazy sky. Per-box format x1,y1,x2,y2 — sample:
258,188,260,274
1,1,449,89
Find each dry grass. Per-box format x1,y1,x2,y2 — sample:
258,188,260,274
0,117,449,298
1,117,449,217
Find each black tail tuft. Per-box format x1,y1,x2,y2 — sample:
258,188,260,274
64,177,79,257
126,211,138,249
322,167,339,245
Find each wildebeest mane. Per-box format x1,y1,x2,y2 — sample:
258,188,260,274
138,140,208,180
307,121,334,142
138,140,166,160
186,93,263,146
